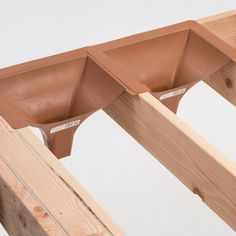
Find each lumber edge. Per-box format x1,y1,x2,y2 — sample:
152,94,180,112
18,126,126,236
198,10,236,105
198,10,236,24
104,91,236,230
0,117,125,236
104,10,236,230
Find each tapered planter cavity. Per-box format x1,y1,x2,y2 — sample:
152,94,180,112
88,21,236,112
0,20,236,157
0,50,124,158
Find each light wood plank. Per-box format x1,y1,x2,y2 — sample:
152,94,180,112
205,61,236,106
104,91,236,231
198,10,236,25
0,158,65,236
199,10,236,48
0,117,125,236
2,9,236,235
103,11,236,230
18,126,126,236
199,10,236,105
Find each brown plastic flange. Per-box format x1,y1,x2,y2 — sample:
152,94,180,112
1,20,236,158
0,49,124,158
88,20,236,111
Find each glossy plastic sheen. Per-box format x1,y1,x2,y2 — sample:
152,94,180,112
1,20,236,157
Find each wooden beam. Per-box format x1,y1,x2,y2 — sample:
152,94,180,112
204,61,236,106
0,158,65,236
1,10,236,236
199,11,236,106
104,92,236,230
198,10,236,48
104,11,236,231
0,117,125,236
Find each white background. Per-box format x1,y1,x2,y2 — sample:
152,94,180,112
1,1,236,235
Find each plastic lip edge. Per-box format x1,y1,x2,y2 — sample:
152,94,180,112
87,20,236,95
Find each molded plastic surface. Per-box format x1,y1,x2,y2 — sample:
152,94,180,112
88,21,236,112
1,20,236,157
0,49,124,157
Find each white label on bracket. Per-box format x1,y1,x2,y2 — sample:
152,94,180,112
50,120,80,134
159,88,186,100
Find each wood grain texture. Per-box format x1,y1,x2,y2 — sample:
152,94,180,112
199,10,236,105
1,9,236,236
18,126,126,236
104,10,236,230
199,10,236,48
205,61,236,106
105,92,236,230
0,117,125,236
199,10,236,23
0,158,65,236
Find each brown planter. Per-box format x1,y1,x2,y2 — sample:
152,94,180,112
0,20,235,157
